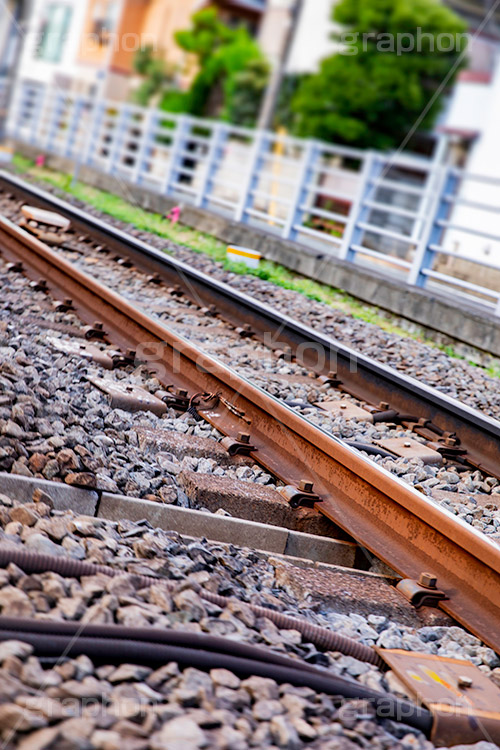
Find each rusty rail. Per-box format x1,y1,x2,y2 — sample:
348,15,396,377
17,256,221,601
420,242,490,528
1,213,500,656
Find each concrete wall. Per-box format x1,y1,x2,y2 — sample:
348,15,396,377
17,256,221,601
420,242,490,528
13,141,500,361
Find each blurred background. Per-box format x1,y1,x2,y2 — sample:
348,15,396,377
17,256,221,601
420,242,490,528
1,0,500,301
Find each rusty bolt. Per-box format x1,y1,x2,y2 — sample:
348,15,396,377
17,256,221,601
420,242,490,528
419,572,437,589
177,389,188,398
237,432,250,444
93,322,103,330
379,402,390,410
328,371,338,379
457,676,473,689
299,480,314,493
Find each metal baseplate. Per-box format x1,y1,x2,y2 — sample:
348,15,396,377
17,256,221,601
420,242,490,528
377,649,500,747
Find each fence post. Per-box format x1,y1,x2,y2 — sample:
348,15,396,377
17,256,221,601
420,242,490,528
44,92,65,154
162,114,191,196
132,107,158,186
282,139,320,241
234,130,267,224
6,79,23,139
64,97,85,160
82,100,106,169
107,104,130,176
338,150,378,263
407,166,456,287
29,85,46,147
196,123,227,209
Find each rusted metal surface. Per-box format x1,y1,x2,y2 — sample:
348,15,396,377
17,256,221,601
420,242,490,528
396,575,448,608
47,336,115,369
87,376,167,416
377,650,500,746
375,437,443,465
2,213,500,657
278,482,322,509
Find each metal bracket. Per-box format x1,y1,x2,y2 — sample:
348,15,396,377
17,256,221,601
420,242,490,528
235,324,254,338
167,285,183,297
317,371,343,387
161,386,191,411
278,480,321,509
376,649,500,747
113,255,133,268
396,573,448,608
83,321,107,340
53,298,75,313
220,432,256,456
6,261,23,273
29,279,48,292
201,305,217,317
147,272,162,284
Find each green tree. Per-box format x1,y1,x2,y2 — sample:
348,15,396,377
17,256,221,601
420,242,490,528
291,0,467,149
160,8,269,126
132,45,174,107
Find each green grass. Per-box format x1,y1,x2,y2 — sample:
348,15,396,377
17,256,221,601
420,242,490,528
12,153,420,338
9,153,500,377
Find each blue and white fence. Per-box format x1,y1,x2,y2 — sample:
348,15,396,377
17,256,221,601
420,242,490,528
7,79,500,316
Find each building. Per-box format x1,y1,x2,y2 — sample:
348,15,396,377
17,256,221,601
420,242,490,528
12,0,277,101
0,0,30,140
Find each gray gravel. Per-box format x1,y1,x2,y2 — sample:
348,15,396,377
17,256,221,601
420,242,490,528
0,262,275,505
0,491,499,749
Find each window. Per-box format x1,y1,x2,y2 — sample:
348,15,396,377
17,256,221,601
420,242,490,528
35,4,72,63
90,1,120,46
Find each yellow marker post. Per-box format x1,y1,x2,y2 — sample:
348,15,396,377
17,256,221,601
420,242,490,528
226,245,261,269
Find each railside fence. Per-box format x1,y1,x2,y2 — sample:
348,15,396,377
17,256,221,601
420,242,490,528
7,79,500,317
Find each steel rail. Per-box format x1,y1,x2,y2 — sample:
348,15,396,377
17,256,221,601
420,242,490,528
2,215,500,656
1,170,499,480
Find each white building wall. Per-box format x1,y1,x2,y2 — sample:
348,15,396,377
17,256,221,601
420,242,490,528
442,53,500,266
286,0,337,74
16,0,98,92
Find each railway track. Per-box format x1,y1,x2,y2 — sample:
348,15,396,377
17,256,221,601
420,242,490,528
2,173,500,745
0,169,499,486
1,196,500,657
